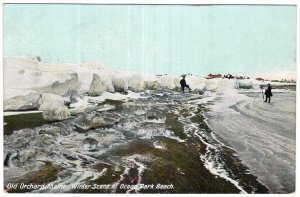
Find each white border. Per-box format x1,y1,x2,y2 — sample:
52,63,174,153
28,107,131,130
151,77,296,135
0,1,298,197
0,0,299,5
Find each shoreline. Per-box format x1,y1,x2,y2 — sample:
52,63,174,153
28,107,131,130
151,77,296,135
3,90,270,193
205,90,296,193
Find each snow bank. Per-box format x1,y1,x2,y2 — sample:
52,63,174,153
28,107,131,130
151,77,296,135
4,93,40,111
235,81,253,89
187,76,206,93
203,79,296,193
112,71,130,92
6,56,286,115
111,71,160,92
78,62,115,94
158,75,178,90
4,57,118,100
88,74,106,96
141,73,160,90
42,106,70,121
38,93,70,111
4,56,77,99
5,56,216,102
128,72,144,92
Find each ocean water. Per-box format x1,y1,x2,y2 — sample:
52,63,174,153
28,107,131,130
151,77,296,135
206,90,296,193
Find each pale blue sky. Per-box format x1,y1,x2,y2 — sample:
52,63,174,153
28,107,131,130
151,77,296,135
3,4,296,77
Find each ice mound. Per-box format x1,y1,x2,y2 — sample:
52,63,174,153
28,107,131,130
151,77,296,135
4,56,220,101
5,56,257,119
4,93,40,111
158,75,179,90
4,56,77,100
42,106,70,121
38,93,70,110
88,74,106,96
235,81,253,89
112,71,160,93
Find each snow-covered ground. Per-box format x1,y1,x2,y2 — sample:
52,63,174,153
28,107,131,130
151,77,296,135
203,81,296,193
3,56,296,193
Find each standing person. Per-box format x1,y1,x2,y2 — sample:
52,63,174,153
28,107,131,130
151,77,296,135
264,83,272,103
180,75,192,93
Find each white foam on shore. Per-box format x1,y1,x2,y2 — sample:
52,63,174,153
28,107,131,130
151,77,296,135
199,151,247,194
153,141,166,149
177,103,248,194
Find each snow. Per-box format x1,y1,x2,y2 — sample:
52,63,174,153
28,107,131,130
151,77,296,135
4,89,39,101
4,56,75,90
2,56,196,102
88,74,109,96
4,57,117,100
3,57,295,194
158,75,178,90
112,71,130,92
38,93,69,110
69,90,146,113
5,56,286,104
128,72,144,92
4,93,40,111
202,79,296,193
186,76,206,89
42,105,70,121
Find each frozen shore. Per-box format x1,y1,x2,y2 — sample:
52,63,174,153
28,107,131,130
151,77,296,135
3,56,296,193
205,89,296,193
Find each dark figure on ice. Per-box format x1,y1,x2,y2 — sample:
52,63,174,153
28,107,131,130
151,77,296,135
180,75,192,93
264,84,272,103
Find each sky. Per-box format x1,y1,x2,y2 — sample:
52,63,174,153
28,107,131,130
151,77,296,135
3,4,297,79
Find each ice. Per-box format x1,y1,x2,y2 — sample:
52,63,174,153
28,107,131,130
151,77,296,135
158,75,178,90
204,80,296,193
3,56,296,194
4,56,229,104
4,56,77,99
128,72,144,92
188,76,206,90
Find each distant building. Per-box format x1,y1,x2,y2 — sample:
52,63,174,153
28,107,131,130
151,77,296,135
270,79,296,83
236,76,249,80
224,74,235,79
271,79,280,82
255,77,264,81
206,73,222,79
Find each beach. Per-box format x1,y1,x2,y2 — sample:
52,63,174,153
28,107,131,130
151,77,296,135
206,89,296,193
4,80,295,193
3,56,296,194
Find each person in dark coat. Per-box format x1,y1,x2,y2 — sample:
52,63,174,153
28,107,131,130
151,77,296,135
180,75,192,92
264,84,272,103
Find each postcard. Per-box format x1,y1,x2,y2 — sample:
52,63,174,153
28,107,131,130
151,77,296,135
2,2,296,194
